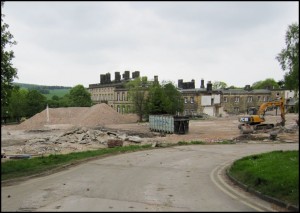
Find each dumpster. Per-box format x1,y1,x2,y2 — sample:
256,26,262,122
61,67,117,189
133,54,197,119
174,116,189,134
149,115,189,134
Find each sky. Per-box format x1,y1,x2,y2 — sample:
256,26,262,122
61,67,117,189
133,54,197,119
2,1,299,88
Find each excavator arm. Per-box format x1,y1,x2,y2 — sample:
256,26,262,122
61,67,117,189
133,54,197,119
238,97,286,134
257,97,285,126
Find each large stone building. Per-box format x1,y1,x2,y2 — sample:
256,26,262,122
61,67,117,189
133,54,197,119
88,71,158,113
88,71,140,113
89,71,296,117
179,79,296,117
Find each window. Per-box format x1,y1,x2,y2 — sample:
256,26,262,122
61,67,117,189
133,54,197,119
257,96,261,101
117,93,120,101
234,96,240,103
184,97,188,103
247,96,253,103
263,96,267,102
190,97,194,104
223,97,228,102
122,93,125,101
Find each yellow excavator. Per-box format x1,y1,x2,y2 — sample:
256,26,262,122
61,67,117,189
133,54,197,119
238,97,286,134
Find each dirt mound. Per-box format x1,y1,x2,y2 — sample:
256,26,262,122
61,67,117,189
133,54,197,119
11,104,139,130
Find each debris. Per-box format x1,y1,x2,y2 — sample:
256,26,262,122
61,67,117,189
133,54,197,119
107,139,123,148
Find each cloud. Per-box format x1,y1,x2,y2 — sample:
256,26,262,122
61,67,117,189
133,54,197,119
3,1,299,88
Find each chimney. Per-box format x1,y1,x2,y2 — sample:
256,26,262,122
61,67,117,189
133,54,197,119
191,79,195,89
105,73,111,83
207,81,212,92
132,71,140,79
178,79,183,89
100,74,105,84
115,72,120,83
200,79,204,88
244,85,251,91
123,71,130,80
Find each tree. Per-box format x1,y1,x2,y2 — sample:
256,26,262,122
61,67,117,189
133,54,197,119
146,83,166,115
1,2,18,113
59,93,71,107
126,77,148,122
47,95,60,108
252,78,280,89
69,85,92,107
26,89,47,118
8,86,28,122
276,23,299,93
212,81,227,89
146,81,184,116
161,82,183,115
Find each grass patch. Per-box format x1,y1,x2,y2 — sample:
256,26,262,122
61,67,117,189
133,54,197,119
228,150,299,206
1,145,152,181
177,141,206,145
216,140,236,144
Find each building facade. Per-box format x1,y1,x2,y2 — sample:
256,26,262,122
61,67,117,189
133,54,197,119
88,71,140,112
179,80,296,116
88,71,158,113
89,72,297,117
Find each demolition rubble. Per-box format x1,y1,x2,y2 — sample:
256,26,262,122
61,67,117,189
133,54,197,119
1,103,299,160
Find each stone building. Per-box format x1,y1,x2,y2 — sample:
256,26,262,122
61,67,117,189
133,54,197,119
178,80,296,116
88,71,158,113
89,71,297,116
88,71,140,112
178,79,223,117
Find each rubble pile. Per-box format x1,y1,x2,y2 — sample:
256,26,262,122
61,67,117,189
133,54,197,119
233,123,299,142
11,104,139,130
2,127,152,157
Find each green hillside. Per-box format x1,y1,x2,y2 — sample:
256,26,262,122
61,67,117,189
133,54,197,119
13,82,72,99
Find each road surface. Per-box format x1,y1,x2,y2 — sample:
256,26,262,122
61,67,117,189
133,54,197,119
1,142,298,211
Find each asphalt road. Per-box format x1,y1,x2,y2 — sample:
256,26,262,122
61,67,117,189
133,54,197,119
1,142,298,212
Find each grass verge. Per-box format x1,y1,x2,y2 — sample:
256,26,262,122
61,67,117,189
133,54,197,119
228,150,299,206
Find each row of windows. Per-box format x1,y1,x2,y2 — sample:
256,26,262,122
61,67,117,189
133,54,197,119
223,96,270,103
183,96,271,104
91,87,114,92
184,97,194,104
116,105,131,114
92,92,128,101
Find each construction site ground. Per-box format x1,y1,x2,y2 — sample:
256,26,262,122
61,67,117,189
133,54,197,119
1,104,298,161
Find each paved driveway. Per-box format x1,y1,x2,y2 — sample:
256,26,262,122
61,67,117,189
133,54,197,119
1,143,298,211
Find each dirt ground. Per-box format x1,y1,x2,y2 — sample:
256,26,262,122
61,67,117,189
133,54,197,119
1,112,298,161
106,113,299,143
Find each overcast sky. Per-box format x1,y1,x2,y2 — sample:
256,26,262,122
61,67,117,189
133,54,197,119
3,1,299,88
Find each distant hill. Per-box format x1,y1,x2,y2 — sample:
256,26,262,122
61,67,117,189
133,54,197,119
13,82,72,99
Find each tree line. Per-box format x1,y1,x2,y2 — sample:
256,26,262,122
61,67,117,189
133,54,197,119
2,85,92,123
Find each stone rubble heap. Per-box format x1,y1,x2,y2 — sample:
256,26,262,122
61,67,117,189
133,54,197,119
4,127,151,157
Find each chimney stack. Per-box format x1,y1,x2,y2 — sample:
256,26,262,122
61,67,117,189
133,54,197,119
200,79,204,88
178,79,183,89
207,81,212,92
115,72,121,82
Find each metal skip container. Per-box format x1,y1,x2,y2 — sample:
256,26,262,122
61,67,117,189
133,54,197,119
149,115,189,134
